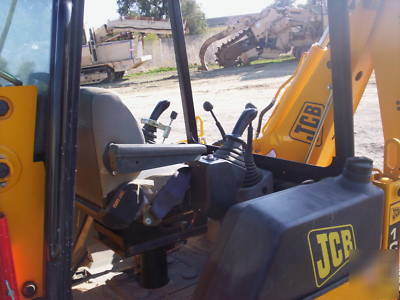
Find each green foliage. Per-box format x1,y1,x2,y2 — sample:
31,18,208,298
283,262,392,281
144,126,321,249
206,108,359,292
143,33,159,40
124,64,203,78
117,0,207,35
270,0,296,7
249,55,295,65
181,0,207,35
117,0,168,19
124,66,177,78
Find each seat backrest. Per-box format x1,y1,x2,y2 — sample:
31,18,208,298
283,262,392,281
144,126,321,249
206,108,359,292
76,87,144,208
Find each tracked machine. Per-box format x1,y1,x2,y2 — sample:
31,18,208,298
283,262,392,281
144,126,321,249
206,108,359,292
199,0,327,70
0,0,399,299
81,17,172,85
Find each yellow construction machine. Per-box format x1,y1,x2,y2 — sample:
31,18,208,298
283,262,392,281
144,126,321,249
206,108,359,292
0,0,399,299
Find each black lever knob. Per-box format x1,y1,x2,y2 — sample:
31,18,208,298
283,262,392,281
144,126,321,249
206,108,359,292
149,100,170,121
203,100,226,140
245,103,257,110
203,101,213,112
231,108,258,138
170,111,178,120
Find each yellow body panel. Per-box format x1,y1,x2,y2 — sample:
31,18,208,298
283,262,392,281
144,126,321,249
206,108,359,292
370,0,400,251
370,0,400,178
0,86,45,298
317,282,374,300
317,279,397,300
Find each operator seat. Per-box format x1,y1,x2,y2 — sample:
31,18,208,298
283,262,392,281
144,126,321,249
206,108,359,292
76,87,144,210
75,88,209,289
75,87,205,230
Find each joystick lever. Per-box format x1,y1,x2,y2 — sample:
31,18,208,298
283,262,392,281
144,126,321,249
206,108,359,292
203,101,226,140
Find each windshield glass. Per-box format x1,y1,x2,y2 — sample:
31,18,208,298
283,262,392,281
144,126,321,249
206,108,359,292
0,0,53,87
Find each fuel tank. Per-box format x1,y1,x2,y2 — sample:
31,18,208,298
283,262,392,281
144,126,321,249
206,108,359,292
194,157,384,299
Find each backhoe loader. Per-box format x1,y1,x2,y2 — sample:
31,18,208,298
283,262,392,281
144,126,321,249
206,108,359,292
0,0,399,299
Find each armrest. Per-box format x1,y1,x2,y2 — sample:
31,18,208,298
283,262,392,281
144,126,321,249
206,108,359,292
106,143,207,174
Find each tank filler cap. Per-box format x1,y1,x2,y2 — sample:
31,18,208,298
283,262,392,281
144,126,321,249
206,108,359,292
342,157,373,183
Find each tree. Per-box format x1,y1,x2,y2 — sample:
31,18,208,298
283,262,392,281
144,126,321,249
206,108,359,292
181,0,207,35
270,0,296,8
117,0,207,34
117,0,168,19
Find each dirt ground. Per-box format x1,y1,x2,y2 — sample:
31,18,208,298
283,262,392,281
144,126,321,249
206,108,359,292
100,60,384,169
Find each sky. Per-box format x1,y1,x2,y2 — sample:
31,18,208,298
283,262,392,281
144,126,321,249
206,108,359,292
84,0,307,28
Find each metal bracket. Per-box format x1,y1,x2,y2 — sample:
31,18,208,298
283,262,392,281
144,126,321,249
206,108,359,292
141,118,172,140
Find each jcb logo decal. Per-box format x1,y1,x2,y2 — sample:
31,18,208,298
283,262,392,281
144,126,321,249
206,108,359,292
308,225,356,287
390,202,400,225
290,102,324,145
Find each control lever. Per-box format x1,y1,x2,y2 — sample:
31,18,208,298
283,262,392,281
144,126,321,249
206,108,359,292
244,103,257,138
141,100,171,143
241,103,263,188
149,100,170,121
231,108,258,138
215,107,257,165
203,101,226,140
162,111,178,143
190,105,273,220
245,102,257,137
245,103,257,110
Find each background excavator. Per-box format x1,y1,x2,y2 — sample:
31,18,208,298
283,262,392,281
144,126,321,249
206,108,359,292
0,0,399,300
199,0,327,70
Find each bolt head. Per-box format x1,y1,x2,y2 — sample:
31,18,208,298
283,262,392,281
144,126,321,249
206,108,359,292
0,100,9,117
0,163,10,179
206,154,215,161
22,281,37,298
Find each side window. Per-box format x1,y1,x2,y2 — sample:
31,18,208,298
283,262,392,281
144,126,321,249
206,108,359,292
0,0,53,91
0,0,53,160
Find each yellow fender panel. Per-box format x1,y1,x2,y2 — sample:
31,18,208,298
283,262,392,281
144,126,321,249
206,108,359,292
0,86,45,298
